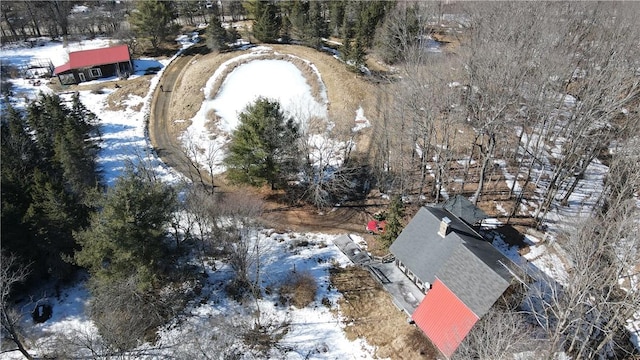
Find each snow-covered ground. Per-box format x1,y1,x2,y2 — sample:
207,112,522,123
181,46,367,176
1,37,376,358
150,231,375,359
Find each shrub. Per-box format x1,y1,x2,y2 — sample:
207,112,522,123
279,271,317,308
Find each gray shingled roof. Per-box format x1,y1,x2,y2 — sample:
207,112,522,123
440,195,489,226
389,205,515,317
436,246,511,316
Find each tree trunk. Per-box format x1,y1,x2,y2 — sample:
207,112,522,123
25,2,42,37
2,10,19,39
473,133,495,205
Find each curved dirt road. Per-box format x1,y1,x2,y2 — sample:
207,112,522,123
149,45,210,186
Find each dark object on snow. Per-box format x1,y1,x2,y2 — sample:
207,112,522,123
32,303,53,323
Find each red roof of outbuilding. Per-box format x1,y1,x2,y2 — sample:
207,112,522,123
412,279,479,359
54,44,130,75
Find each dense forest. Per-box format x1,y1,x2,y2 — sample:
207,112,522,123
2,1,640,359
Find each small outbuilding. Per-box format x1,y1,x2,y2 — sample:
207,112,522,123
389,196,519,358
53,44,132,85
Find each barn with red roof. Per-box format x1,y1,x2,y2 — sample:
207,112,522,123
54,44,132,85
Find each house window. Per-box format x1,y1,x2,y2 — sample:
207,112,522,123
78,73,86,82
59,73,75,84
89,68,102,78
397,260,406,271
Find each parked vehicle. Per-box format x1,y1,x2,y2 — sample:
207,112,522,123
366,219,387,234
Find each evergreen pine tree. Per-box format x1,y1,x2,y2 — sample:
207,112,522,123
130,0,178,53
340,14,352,62
1,106,39,274
252,0,281,43
206,13,229,52
24,169,79,279
328,0,346,37
355,0,391,48
306,1,328,48
288,0,309,41
1,94,102,282
56,94,101,199
224,98,300,189
380,195,405,249
74,163,178,290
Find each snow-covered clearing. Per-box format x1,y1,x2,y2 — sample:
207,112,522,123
1,38,376,358
150,231,375,359
181,46,366,176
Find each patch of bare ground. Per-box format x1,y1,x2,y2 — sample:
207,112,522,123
47,75,152,112
165,50,243,136
330,266,440,359
105,76,152,111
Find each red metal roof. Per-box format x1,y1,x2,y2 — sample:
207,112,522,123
54,44,130,75
412,279,479,359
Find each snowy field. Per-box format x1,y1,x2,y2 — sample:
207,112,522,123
1,37,377,358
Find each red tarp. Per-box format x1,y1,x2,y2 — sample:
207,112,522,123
367,220,379,232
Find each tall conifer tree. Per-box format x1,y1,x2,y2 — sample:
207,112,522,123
224,98,300,189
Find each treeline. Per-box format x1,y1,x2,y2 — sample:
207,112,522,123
242,0,393,70
1,93,101,282
2,94,186,355
0,1,131,41
1,0,398,67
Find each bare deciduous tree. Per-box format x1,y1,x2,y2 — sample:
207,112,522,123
0,252,33,360
525,196,640,359
299,117,361,209
454,304,536,360
88,276,169,352
460,2,546,204
214,192,265,293
180,129,223,195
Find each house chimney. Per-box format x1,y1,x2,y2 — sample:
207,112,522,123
438,217,451,238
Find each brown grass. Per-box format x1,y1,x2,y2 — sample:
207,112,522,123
279,271,318,308
46,75,152,112
330,266,440,359
105,76,152,111
163,43,383,158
